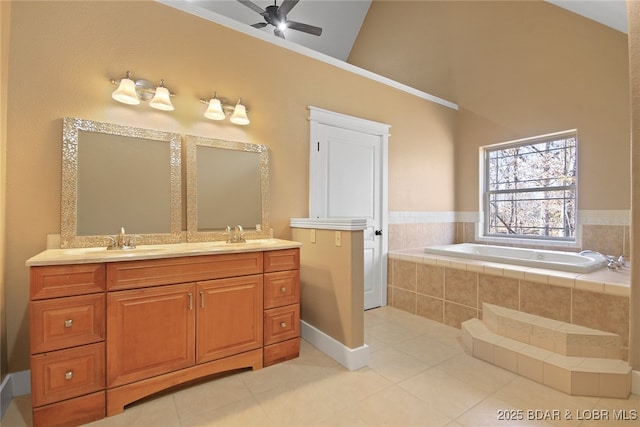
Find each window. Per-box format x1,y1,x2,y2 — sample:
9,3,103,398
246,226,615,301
482,131,577,241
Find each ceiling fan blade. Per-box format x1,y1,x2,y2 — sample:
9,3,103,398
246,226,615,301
274,28,286,39
279,0,299,16
237,0,265,15
286,20,323,36
251,22,268,29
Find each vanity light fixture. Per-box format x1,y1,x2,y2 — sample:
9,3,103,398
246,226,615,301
110,71,175,111
200,95,251,125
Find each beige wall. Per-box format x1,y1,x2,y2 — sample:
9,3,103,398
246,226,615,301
292,228,364,348
1,0,11,383
350,1,630,212
629,0,640,371
3,1,456,371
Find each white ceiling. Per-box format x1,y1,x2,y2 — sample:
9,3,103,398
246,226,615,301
176,1,628,62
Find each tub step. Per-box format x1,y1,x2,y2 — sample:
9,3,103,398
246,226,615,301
461,318,631,399
482,303,621,359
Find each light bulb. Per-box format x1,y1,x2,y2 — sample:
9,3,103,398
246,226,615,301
112,74,140,105
204,97,225,120
149,82,174,111
230,100,250,125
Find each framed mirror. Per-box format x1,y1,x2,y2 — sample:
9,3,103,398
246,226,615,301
61,118,183,248
185,135,271,242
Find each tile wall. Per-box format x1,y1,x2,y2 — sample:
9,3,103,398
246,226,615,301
387,256,630,360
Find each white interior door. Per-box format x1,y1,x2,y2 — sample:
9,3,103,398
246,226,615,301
309,107,389,310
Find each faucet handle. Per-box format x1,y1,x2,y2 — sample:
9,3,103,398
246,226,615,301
127,234,140,248
106,236,117,250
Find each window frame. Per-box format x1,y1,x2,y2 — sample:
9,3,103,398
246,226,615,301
480,130,578,243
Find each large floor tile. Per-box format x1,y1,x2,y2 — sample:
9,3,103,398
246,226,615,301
312,385,452,427
398,367,489,420
368,346,431,383
85,394,180,427
436,353,517,394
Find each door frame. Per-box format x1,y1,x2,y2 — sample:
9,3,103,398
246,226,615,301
308,106,390,307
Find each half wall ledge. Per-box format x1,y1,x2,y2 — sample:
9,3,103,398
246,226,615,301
291,218,367,369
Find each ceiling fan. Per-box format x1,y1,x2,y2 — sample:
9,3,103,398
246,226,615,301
238,0,323,39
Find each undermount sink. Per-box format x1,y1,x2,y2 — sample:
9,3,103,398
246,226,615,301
63,247,109,255
197,239,277,248
63,246,168,256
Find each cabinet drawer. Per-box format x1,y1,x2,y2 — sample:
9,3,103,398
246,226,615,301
32,391,105,427
264,270,299,309
264,248,299,273
264,304,300,346
107,252,263,291
264,338,300,367
31,294,105,354
31,342,105,407
31,264,105,300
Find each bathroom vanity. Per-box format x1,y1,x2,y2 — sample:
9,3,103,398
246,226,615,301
27,240,301,427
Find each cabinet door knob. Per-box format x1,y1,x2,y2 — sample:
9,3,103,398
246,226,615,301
280,322,287,328
64,319,73,328
280,286,287,293
188,293,193,310
65,371,73,380
200,291,205,308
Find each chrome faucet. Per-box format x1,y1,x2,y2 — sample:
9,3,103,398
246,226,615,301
107,227,137,250
579,250,625,269
226,225,246,243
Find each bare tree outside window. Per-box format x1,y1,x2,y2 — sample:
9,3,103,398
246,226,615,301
483,131,577,241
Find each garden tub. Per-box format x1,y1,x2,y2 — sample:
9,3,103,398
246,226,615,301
423,243,608,273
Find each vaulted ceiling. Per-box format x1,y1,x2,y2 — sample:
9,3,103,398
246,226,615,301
170,0,627,62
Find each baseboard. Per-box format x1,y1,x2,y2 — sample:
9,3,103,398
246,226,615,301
632,370,640,396
300,320,369,371
0,370,30,419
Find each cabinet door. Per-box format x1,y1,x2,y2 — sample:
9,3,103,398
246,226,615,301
107,283,195,387
196,275,263,364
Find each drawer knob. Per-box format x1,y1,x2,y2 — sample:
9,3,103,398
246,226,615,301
280,286,287,293
65,371,73,380
280,322,287,328
64,319,73,328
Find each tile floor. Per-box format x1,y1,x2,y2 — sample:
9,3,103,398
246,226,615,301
3,306,640,426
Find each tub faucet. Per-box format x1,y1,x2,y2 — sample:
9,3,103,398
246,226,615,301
579,250,625,270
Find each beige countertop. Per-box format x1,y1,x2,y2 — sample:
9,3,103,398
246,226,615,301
26,238,302,266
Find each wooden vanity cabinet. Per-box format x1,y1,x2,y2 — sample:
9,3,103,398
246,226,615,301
29,247,300,426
